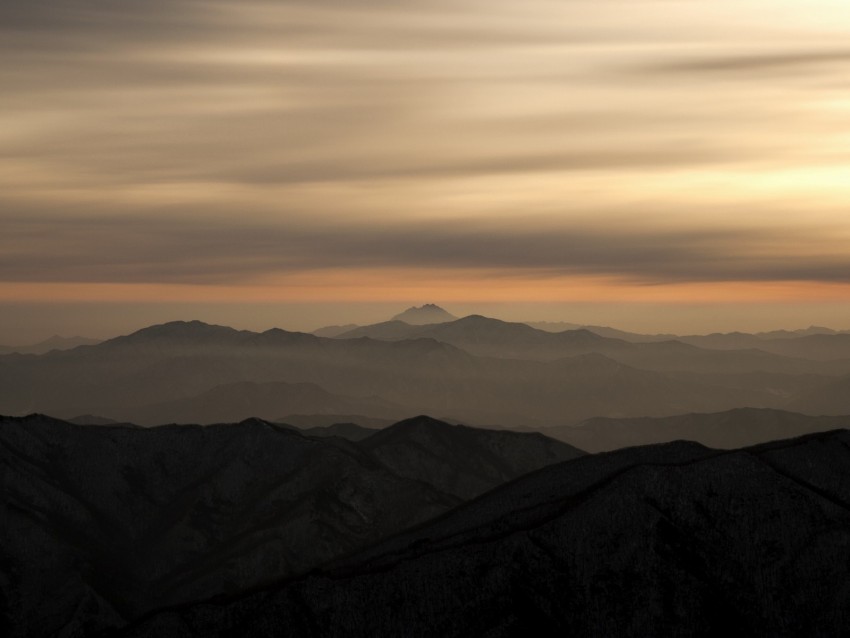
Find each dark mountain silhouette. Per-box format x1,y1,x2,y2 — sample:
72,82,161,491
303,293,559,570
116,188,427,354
390,303,457,324
545,407,850,452
359,415,584,499
757,325,845,339
118,429,850,638
524,319,584,332
527,322,850,358
338,319,428,340
337,315,842,375
67,414,121,425
312,323,359,337
1,319,846,427
0,335,100,355
661,332,850,361
292,421,380,441
0,413,576,637
125,380,401,426
277,413,395,430
67,414,140,428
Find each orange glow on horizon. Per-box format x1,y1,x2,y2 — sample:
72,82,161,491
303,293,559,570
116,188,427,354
3,271,850,305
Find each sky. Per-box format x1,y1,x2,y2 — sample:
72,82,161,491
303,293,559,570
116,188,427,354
3,0,850,342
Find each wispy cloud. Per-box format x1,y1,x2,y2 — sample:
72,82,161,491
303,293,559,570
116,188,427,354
2,0,850,301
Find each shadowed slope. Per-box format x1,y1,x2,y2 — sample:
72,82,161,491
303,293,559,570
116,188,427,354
359,415,584,499
0,413,576,637
0,414,460,637
120,430,850,638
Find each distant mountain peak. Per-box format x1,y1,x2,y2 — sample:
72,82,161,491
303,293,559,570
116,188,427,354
109,320,245,345
390,304,457,325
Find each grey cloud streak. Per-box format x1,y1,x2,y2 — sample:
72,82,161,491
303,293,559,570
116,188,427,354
647,50,850,75
3,212,850,286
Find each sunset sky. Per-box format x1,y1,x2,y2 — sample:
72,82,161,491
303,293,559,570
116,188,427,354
3,0,850,341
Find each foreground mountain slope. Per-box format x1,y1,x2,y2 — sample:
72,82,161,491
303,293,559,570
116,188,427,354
359,415,584,499
0,413,575,637
121,429,850,638
546,407,850,452
0,415,458,637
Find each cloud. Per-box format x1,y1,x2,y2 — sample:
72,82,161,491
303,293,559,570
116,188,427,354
648,50,850,75
3,209,850,286
3,0,850,301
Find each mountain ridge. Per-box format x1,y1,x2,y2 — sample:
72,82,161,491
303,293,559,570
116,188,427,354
116,428,850,638
1,412,578,637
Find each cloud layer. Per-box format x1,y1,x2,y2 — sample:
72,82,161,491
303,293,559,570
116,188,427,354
3,0,850,300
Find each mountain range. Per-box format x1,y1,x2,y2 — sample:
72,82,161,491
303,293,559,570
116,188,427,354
3,312,850,428
546,407,850,452
0,413,581,637
5,306,850,637
116,427,850,637
0,335,100,355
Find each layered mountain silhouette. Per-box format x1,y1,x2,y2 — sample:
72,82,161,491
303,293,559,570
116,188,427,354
335,315,848,375
785,372,850,415
277,413,395,430
312,323,359,338
282,421,380,441
360,416,582,499
118,428,850,638
0,413,580,637
390,303,457,324
0,335,100,355
546,407,850,452
2,318,848,427
125,380,402,426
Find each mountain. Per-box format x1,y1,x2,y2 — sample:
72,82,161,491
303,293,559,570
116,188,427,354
336,319,427,340
67,414,138,427
125,380,402,426
390,304,457,324
527,321,676,342
278,413,395,430
0,335,100,355
1,319,845,427
0,413,576,637
339,315,838,376
785,373,850,415
293,421,380,441
359,415,584,499
524,320,584,332
545,407,850,452
527,323,850,357
756,325,845,339
312,323,359,337
118,429,850,638
752,333,850,361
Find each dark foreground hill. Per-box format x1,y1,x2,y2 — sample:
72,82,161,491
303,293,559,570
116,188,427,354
547,407,850,452
120,429,850,638
361,416,582,499
0,414,579,638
